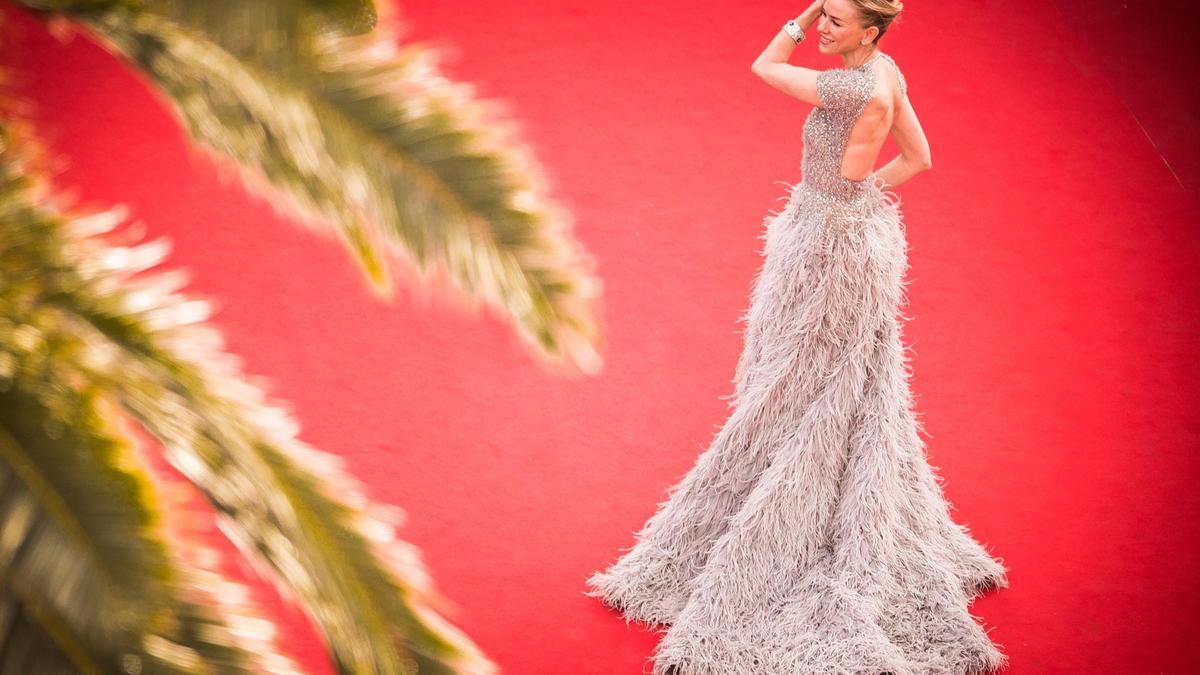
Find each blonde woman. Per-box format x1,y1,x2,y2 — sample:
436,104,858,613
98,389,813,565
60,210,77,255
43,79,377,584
586,0,1010,672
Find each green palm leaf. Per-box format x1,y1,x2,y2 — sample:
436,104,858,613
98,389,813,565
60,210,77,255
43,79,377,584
63,242,497,675
1,119,304,674
0,387,170,673
0,117,496,673
41,0,605,374
302,0,376,35
0,390,294,674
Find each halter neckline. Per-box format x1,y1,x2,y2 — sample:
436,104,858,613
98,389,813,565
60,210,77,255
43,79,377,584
852,52,886,70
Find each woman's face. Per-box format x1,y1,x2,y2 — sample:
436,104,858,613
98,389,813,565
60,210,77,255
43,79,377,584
816,0,874,54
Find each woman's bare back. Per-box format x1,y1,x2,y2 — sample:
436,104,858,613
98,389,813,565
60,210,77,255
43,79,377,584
840,54,912,181
753,48,931,193
841,57,907,181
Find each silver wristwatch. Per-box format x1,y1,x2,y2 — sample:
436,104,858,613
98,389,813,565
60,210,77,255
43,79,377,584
782,20,806,43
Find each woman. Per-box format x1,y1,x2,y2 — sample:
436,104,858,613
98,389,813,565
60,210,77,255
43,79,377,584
585,0,1009,673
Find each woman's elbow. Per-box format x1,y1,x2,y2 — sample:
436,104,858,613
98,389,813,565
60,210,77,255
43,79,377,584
918,156,933,172
751,58,777,79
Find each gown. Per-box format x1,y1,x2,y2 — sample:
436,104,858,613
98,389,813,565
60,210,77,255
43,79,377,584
584,53,1010,674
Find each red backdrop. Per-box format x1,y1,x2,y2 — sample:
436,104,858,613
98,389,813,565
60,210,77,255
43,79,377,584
3,0,1198,672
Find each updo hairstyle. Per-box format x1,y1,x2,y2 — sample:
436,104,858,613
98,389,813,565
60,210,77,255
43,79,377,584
848,0,903,44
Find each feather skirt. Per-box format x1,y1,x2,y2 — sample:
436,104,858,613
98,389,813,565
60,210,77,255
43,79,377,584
585,180,1010,674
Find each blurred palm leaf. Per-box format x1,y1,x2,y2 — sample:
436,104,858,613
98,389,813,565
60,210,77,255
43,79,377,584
3,0,594,669
0,116,497,673
29,0,604,375
0,190,297,673
0,390,296,674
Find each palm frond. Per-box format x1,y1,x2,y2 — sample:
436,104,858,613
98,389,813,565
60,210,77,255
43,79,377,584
0,390,294,674
0,387,169,673
311,18,605,374
67,243,498,675
149,525,307,674
0,117,496,673
0,589,79,674
301,0,377,35
1,117,305,674
50,2,604,374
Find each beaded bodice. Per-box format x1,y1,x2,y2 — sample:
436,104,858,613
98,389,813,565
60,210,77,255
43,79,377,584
801,53,907,202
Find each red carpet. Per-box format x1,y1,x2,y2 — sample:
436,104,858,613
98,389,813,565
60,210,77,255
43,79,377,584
3,0,1198,672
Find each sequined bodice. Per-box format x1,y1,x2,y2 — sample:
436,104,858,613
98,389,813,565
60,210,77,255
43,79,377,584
801,53,907,203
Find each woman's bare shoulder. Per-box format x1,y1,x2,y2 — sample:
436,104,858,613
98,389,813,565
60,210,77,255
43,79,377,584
874,53,909,99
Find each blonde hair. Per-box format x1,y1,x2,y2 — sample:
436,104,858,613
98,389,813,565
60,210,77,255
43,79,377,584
848,0,904,44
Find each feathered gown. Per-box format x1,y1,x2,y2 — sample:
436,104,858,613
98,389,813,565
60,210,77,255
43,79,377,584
585,53,1010,674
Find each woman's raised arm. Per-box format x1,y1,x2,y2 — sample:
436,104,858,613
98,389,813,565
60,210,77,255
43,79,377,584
751,1,826,106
